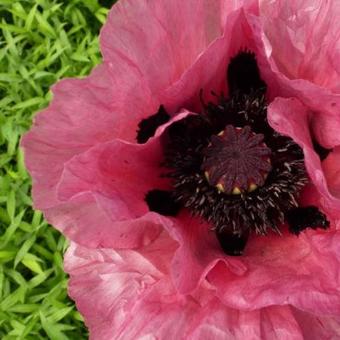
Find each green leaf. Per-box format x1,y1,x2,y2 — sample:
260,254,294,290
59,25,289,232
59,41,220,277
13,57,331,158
14,234,37,268
1,286,26,310
8,303,38,313
49,306,73,323
5,268,27,288
6,190,16,221
12,97,45,109
21,253,44,274
40,312,68,340
28,268,53,289
24,4,38,31
34,11,56,38
1,210,25,246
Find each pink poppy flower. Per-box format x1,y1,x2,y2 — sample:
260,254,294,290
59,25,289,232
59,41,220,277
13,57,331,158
22,0,340,338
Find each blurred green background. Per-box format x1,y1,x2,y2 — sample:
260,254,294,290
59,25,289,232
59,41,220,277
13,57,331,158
0,0,116,338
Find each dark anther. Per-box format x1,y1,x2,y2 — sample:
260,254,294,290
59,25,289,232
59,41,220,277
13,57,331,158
136,105,170,144
145,189,181,216
312,139,332,161
227,51,266,95
286,206,330,235
216,229,249,256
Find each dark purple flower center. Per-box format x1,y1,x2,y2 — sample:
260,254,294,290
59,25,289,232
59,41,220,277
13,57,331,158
138,51,330,256
202,125,272,194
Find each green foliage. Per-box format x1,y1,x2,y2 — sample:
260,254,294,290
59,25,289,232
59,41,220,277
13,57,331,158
0,0,116,338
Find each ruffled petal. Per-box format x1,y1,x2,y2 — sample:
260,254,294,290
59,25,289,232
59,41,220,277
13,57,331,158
260,0,340,93
45,192,167,249
161,8,275,112
101,1,275,114
164,211,247,294
257,0,340,148
323,147,340,203
268,97,340,217
65,238,332,340
21,63,158,210
310,108,340,149
208,229,340,317
46,135,169,248
43,110,193,248
100,0,224,102
292,306,340,340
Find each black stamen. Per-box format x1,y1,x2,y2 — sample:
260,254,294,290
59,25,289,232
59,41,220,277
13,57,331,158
136,105,170,144
163,90,308,240
286,206,330,235
145,189,181,216
312,139,332,161
158,50,330,255
216,229,249,256
227,51,266,95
